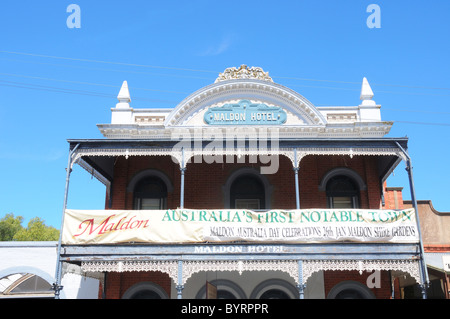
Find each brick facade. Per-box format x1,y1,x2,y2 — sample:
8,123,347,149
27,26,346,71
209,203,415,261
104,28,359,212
109,154,383,211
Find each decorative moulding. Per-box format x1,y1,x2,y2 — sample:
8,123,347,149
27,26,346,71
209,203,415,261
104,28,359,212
215,65,274,83
81,259,422,286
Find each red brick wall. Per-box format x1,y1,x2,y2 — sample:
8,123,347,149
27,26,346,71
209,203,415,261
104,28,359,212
298,155,382,209
383,184,405,210
324,270,394,299
108,154,382,210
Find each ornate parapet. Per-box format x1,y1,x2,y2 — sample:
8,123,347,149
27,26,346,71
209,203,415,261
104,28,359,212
215,65,274,83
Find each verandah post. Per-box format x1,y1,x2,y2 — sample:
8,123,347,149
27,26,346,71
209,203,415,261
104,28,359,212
54,143,79,299
180,147,186,209
297,260,306,299
177,260,184,299
294,148,300,209
395,142,430,298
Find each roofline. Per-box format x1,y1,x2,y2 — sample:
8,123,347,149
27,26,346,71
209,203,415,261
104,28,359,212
67,137,409,153
68,137,409,144
66,137,408,186
404,200,450,216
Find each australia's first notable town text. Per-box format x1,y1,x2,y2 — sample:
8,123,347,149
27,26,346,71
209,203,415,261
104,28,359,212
62,208,419,245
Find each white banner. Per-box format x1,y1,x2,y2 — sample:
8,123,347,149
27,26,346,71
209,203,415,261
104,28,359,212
62,208,419,245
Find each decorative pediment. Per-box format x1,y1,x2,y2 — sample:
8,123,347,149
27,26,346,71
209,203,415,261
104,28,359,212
164,79,326,127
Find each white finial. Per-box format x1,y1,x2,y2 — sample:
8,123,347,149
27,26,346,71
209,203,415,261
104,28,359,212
116,81,131,108
360,77,374,100
117,81,131,103
360,77,376,106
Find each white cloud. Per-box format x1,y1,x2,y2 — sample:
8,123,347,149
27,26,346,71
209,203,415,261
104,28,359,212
198,34,233,56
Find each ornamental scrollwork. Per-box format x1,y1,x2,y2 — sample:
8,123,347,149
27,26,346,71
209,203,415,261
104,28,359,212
215,65,274,83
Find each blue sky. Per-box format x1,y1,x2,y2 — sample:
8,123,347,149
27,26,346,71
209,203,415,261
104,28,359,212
0,1,449,228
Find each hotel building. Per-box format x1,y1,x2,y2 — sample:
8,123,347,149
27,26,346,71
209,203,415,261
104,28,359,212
56,65,430,299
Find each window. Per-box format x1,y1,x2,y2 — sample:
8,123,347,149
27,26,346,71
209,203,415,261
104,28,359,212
128,289,162,299
230,174,265,209
250,279,298,299
319,168,366,209
133,176,167,210
223,168,272,209
326,175,360,208
122,282,169,299
195,280,247,299
259,289,291,299
235,199,260,210
0,273,54,298
327,281,375,299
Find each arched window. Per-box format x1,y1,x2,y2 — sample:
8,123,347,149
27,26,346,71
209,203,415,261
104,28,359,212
259,289,291,299
230,174,265,209
122,282,168,299
250,279,298,299
326,175,360,208
195,279,247,299
319,168,365,209
223,168,272,209
327,281,375,299
133,176,167,210
0,273,54,298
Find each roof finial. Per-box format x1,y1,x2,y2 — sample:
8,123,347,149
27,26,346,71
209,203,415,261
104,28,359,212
118,81,131,102
116,81,131,108
360,77,376,106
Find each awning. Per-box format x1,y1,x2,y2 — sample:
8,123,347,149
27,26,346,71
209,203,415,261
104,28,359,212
425,252,450,274
67,137,408,186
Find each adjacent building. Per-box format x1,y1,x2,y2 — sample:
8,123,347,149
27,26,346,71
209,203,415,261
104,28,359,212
0,241,98,299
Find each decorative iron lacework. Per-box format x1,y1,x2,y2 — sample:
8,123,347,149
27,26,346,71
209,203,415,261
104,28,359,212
302,259,422,285
182,260,299,285
81,259,422,286
81,260,179,283
72,146,405,170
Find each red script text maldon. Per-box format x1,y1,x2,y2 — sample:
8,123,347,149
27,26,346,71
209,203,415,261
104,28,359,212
74,214,150,237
